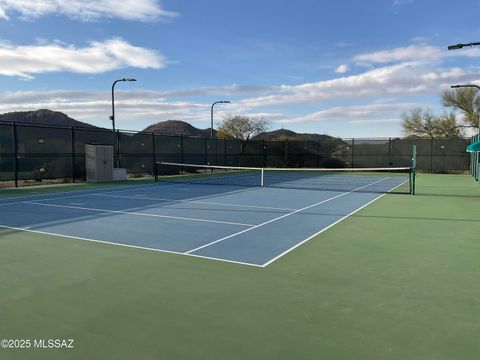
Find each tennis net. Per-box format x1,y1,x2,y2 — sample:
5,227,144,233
154,162,414,194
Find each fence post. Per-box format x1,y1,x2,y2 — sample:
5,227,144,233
388,137,391,166
317,141,320,168
11,122,18,188
430,137,433,173
351,139,355,168
240,142,243,166
70,126,76,183
204,137,208,165
180,135,184,164
262,139,266,167
284,140,288,167
116,130,121,168
224,138,227,166
152,132,156,177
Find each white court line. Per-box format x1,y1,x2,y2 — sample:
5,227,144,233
0,224,262,268
0,191,112,206
0,181,255,208
0,182,164,203
23,201,255,227
0,179,236,206
261,179,410,267
96,193,297,212
105,185,258,202
185,178,389,254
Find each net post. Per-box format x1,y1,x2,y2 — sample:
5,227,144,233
261,168,264,187
411,145,417,195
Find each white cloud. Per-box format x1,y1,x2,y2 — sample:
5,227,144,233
278,103,418,124
335,64,349,74
349,119,399,124
354,45,443,65
354,44,480,66
0,38,166,79
238,61,477,109
0,0,176,22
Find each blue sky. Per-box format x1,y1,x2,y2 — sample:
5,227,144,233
1,0,480,137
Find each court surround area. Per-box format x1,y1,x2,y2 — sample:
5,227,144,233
0,173,479,360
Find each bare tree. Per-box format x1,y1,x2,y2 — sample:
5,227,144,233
435,112,464,138
442,87,480,129
401,108,463,138
401,108,438,138
217,115,270,141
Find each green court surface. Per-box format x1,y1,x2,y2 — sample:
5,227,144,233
0,174,479,360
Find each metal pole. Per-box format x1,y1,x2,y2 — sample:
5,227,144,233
152,132,156,178
388,137,391,166
12,122,18,188
70,126,76,182
262,139,266,167
111,78,136,167
210,104,214,140
111,80,118,165
224,138,227,166
351,139,355,168
204,136,208,165
210,100,231,139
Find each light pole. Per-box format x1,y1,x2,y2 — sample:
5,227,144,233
210,100,231,139
110,78,136,167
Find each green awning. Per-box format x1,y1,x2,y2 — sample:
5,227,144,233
466,140,480,152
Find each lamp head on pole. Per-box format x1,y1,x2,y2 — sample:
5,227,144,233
450,84,480,90
448,42,480,50
123,78,137,82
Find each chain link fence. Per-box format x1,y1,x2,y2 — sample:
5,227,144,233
0,122,472,187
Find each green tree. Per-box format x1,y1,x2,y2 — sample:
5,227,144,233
217,115,270,141
442,87,480,129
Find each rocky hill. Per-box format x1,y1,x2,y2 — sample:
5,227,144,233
253,129,337,142
143,120,214,137
0,109,98,128
142,121,342,143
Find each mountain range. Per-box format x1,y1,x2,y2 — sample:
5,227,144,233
0,109,335,141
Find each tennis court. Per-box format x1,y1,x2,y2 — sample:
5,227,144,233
0,164,411,267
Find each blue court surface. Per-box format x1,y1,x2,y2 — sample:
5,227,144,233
0,177,406,267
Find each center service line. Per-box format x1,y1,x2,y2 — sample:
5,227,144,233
185,178,388,254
